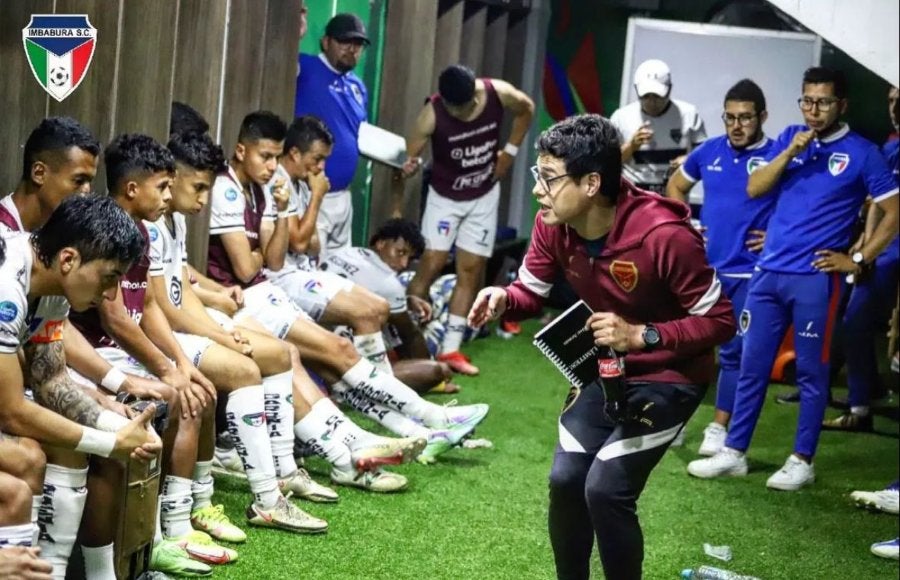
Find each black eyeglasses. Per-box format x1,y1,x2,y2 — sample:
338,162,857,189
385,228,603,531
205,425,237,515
798,97,840,112
530,165,572,194
721,113,758,127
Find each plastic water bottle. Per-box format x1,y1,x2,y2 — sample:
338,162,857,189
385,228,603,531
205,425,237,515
681,566,760,580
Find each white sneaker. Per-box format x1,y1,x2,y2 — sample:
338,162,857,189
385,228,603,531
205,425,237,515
669,427,686,448
766,455,815,491
851,482,900,515
698,423,727,457
687,448,748,479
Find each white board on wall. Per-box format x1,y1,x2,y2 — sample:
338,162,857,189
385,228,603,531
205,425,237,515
621,18,822,141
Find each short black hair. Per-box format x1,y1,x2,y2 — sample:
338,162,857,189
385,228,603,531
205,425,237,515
168,131,226,174
438,65,476,106
237,111,287,145
170,102,210,137
369,218,425,256
285,116,334,154
802,67,848,99
104,134,175,194
724,79,767,114
32,194,144,269
536,114,622,203
22,117,100,181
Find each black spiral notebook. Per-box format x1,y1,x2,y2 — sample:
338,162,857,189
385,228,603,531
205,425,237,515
532,300,599,388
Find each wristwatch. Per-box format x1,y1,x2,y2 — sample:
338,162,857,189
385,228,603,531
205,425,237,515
851,251,865,267
641,324,661,352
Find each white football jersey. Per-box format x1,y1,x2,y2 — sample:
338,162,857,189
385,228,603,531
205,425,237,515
0,195,24,235
320,247,406,313
264,163,313,273
146,213,188,308
610,98,707,188
0,234,70,354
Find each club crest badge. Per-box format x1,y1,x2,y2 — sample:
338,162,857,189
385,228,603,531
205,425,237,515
746,157,766,175
610,260,639,293
739,309,751,334
828,152,850,176
22,15,96,102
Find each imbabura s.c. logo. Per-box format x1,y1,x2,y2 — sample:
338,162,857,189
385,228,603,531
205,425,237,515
22,15,97,102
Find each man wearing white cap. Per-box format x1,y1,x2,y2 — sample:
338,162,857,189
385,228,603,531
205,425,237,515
610,58,707,192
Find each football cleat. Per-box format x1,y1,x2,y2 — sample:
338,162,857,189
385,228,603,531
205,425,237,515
245,494,328,534
437,351,480,376
149,539,212,577
851,481,900,515
871,538,899,560
330,467,408,493
351,435,427,471
191,504,247,543
279,468,339,503
211,446,246,480
171,530,238,565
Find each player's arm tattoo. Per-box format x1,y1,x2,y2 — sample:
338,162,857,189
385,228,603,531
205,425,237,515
23,340,102,427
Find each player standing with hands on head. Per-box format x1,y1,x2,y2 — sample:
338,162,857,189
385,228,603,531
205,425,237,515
468,114,735,580
401,64,534,376
688,67,899,491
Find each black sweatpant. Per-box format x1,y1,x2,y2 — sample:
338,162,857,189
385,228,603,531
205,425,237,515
548,380,706,580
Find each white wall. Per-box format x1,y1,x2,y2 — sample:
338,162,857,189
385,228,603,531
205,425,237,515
767,0,899,87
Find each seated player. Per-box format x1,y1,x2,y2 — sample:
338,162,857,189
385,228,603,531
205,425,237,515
0,469,52,579
157,129,423,494
320,219,460,394
0,196,162,577
206,111,489,463
262,115,397,374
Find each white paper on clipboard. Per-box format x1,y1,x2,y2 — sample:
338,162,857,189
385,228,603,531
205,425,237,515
357,122,408,169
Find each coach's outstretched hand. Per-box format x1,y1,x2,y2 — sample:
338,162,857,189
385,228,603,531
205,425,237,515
468,287,508,328
113,404,163,463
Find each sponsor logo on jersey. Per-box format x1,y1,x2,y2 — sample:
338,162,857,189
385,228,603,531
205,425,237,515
706,157,722,172
561,385,580,414
609,260,639,293
0,301,18,323
225,188,240,202
169,277,182,306
147,225,159,242
670,128,683,143
828,152,850,176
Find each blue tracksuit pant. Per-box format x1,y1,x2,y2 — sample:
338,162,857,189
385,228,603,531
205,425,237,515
726,270,844,457
715,275,750,414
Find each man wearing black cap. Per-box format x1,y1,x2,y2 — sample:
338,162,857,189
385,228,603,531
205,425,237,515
295,13,371,259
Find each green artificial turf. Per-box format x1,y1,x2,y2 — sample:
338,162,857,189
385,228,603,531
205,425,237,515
206,319,899,580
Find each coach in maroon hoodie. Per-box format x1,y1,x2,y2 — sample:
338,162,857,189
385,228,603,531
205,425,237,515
469,114,736,580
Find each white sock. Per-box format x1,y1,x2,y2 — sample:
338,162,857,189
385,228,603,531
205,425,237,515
225,386,280,509
293,400,353,471
154,499,163,545
353,332,392,375
0,523,35,547
160,476,194,539
332,386,430,438
440,314,467,354
314,397,384,449
38,464,88,580
850,406,870,417
341,359,445,426
191,461,214,510
82,543,116,580
262,371,299,478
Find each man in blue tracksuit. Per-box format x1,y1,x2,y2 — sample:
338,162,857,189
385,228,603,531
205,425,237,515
295,13,369,258
688,67,899,491
668,79,778,457
823,85,900,431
